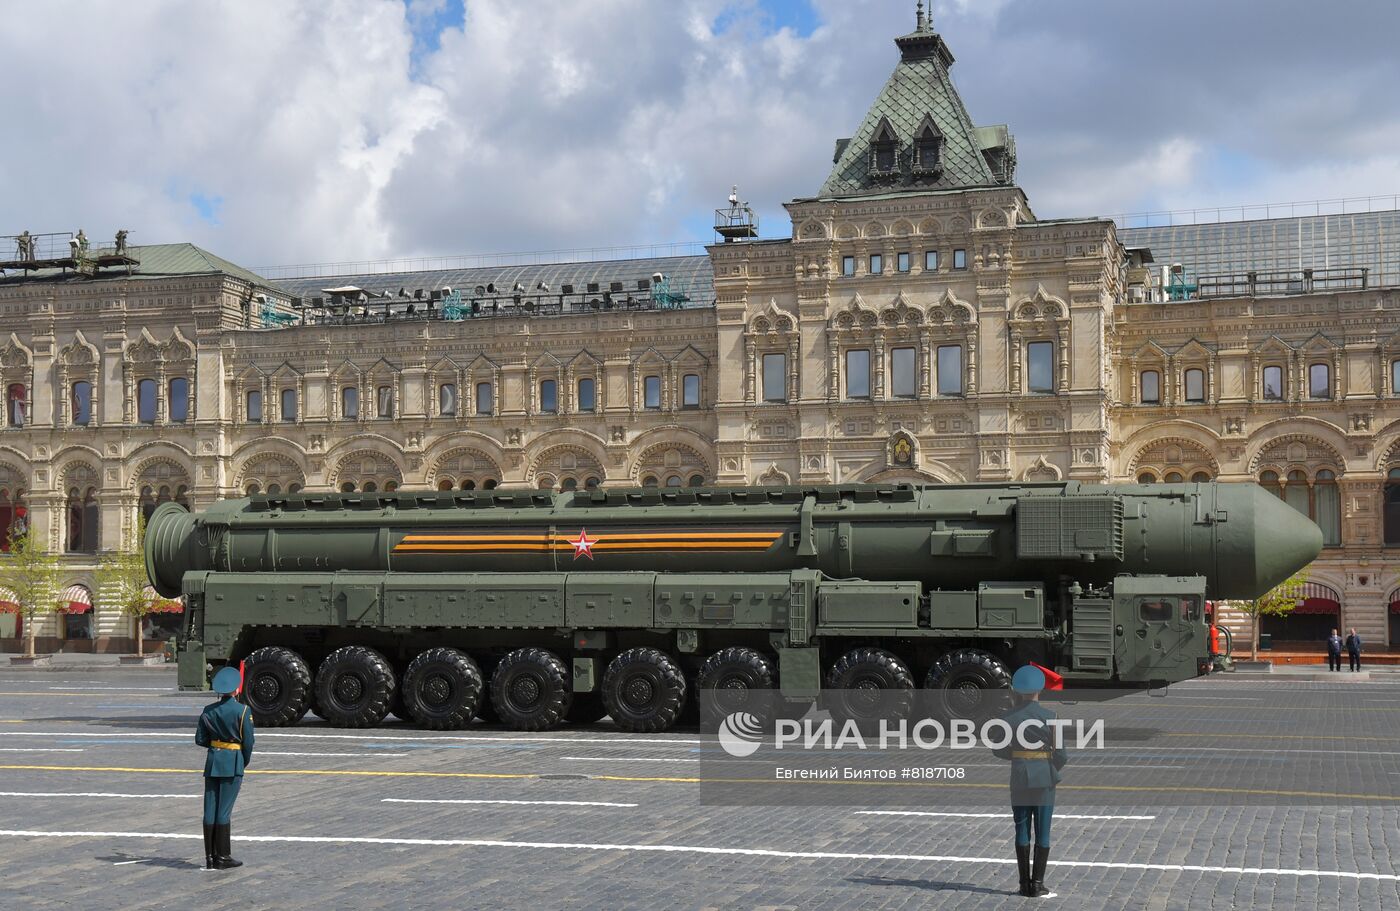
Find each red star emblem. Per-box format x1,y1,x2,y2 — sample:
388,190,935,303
568,528,598,560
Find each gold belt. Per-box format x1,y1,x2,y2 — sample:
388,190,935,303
1012,750,1050,760
210,740,241,751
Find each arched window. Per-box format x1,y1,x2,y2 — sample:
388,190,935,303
642,475,659,487
71,381,93,426
1137,472,1157,484
1284,470,1310,516
537,476,556,490
245,482,261,496
341,386,359,419
1190,471,1212,483
688,474,705,487
266,483,281,496
460,480,476,490
0,486,26,552
66,486,99,553
168,377,189,423
363,481,378,493
482,479,498,490
1140,370,1160,404
340,481,356,492
384,481,398,492
665,475,682,488
175,485,190,509
288,483,302,494
1164,471,1185,483
1309,363,1331,399
1262,365,1283,401
140,485,157,522
137,378,158,423
561,477,577,491
437,479,454,491
584,476,601,490
5,384,24,427
1184,368,1205,403
1385,468,1400,546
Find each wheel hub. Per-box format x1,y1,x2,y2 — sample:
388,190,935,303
422,673,452,707
510,674,541,708
623,676,655,708
251,673,281,705
334,673,365,704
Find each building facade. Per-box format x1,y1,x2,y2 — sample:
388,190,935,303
2,12,1398,651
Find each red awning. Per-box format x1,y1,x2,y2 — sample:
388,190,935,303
1292,597,1340,616
142,585,183,613
0,601,17,615
59,585,92,615
1390,601,1400,615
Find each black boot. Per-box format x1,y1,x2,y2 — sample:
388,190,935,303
1015,844,1032,896
214,823,243,869
1030,845,1054,897
202,824,216,870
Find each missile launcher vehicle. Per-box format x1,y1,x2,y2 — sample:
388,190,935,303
146,481,1322,731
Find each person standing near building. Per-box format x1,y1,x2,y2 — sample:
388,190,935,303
195,666,254,870
1345,628,1363,672
1326,629,1343,672
994,665,1068,898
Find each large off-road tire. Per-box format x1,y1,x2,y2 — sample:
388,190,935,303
824,647,915,727
242,647,314,727
490,648,572,731
314,645,396,728
565,692,609,725
602,647,688,733
403,647,484,730
923,648,1012,722
697,647,777,724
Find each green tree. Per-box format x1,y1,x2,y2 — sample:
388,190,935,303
95,516,157,657
1238,570,1310,659
2,528,64,659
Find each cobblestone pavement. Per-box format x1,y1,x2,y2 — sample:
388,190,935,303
0,669,1397,911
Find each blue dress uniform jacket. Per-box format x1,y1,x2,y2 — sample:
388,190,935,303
992,701,1068,799
195,696,255,777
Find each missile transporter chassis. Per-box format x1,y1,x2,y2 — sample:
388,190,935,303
149,482,1323,732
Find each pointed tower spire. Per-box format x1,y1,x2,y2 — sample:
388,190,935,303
916,0,927,32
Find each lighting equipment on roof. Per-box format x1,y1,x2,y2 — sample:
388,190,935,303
537,281,550,292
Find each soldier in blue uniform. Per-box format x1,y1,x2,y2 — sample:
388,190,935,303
195,666,254,870
993,665,1068,898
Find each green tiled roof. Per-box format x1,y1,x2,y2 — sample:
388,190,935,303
0,242,272,288
818,22,1013,199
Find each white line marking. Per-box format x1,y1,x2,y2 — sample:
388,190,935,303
47,687,173,692
563,756,701,763
256,751,409,758
383,798,638,808
0,829,1394,882
112,859,156,866
855,810,1156,821
0,731,704,746
0,748,84,753
0,792,198,799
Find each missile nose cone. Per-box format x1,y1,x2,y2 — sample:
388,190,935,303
1215,483,1323,599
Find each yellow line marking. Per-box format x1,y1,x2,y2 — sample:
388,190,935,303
3,765,1398,801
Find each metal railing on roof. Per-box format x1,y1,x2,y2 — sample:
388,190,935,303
256,241,712,281
1110,194,1400,229
1196,267,1370,299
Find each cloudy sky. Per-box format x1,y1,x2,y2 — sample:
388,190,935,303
3,0,1397,271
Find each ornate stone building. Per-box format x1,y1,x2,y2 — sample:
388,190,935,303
2,11,1397,651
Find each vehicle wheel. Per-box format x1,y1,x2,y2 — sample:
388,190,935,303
403,647,484,730
924,649,1012,722
565,692,609,725
314,645,396,728
490,648,572,731
242,647,313,726
824,647,914,727
602,647,687,733
697,647,776,723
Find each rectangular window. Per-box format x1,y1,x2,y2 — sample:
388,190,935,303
439,383,457,416
937,345,963,395
246,389,263,423
924,250,939,272
1184,368,1205,403
475,381,493,415
890,347,916,398
1262,365,1283,400
1027,341,1054,393
845,349,871,399
5,384,23,428
896,252,910,273
539,379,557,413
762,353,787,403
1140,370,1161,404
953,249,967,270
577,377,596,412
644,375,661,409
1309,363,1330,399
1393,359,1400,395
682,373,701,408
168,377,189,423
377,385,393,418
1139,600,1174,623
71,382,92,426
841,256,855,277
138,378,157,423
869,254,883,275
341,386,359,419
280,388,297,422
